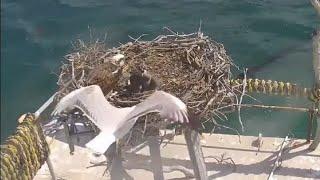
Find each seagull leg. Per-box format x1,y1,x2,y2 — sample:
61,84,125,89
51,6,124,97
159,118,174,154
63,116,75,155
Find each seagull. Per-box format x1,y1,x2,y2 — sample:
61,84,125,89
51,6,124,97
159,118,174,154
52,85,189,154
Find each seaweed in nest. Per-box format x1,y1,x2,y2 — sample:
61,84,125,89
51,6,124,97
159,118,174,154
56,29,243,147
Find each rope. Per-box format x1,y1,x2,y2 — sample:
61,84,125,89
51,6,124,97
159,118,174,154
0,113,50,180
230,78,320,102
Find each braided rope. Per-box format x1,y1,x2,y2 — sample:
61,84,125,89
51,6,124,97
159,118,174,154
230,78,320,102
0,113,49,180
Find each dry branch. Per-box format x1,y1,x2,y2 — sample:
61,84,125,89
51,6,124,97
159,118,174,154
268,136,289,180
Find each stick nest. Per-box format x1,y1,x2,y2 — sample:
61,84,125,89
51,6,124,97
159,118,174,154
56,30,240,146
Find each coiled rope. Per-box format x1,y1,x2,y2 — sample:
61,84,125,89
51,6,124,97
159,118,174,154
0,113,49,180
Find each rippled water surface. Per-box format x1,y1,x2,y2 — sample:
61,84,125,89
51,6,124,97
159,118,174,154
1,0,319,141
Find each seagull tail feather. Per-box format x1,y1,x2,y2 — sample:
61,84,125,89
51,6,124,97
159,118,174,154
85,131,116,154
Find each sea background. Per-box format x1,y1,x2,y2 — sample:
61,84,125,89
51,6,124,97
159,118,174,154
1,0,319,142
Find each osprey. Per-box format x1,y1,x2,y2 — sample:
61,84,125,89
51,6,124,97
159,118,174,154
52,85,189,154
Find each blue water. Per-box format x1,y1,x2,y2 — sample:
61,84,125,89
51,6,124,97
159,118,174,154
1,0,319,141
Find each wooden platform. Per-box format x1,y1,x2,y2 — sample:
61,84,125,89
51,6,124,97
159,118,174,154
35,132,320,180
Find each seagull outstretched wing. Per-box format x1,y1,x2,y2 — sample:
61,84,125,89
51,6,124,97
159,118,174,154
52,85,189,154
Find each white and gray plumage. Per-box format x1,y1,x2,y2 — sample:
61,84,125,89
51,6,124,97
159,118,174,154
52,85,189,154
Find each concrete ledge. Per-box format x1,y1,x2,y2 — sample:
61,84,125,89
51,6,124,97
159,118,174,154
35,133,320,180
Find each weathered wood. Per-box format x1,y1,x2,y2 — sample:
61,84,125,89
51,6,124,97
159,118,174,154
148,136,164,180
184,128,207,180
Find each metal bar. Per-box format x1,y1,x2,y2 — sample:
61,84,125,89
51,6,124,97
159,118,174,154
34,79,73,119
184,128,207,180
307,112,315,143
33,97,58,180
34,93,57,118
310,113,320,150
45,156,57,180
238,104,315,113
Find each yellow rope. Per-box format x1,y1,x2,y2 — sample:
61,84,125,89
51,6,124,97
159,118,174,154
230,78,320,102
0,113,50,180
